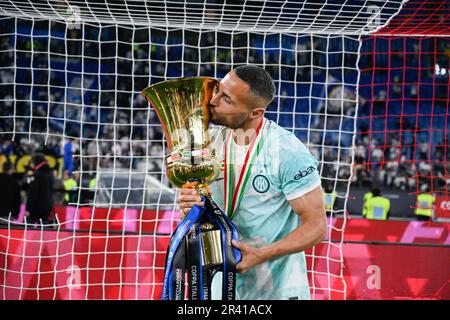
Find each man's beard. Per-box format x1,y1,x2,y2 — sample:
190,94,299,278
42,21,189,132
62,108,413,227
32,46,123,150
210,109,248,129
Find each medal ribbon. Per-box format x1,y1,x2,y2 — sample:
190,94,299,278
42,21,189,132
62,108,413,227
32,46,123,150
162,197,241,300
224,118,269,220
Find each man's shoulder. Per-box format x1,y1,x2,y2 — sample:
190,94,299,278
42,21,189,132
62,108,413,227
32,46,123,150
267,120,304,144
266,120,310,155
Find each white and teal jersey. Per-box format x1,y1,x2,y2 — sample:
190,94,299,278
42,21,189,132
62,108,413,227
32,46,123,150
209,118,322,300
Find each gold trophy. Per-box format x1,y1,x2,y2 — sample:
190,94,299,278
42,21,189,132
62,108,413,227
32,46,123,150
142,77,223,267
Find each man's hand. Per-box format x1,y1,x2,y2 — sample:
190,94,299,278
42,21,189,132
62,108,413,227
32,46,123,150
177,188,205,219
232,240,266,274
25,211,30,217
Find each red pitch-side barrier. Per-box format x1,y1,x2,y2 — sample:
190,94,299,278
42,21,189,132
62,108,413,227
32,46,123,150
1,216,448,300
307,241,449,300
15,205,450,243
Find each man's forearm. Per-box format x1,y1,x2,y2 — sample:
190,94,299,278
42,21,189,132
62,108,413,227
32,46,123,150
259,219,327,263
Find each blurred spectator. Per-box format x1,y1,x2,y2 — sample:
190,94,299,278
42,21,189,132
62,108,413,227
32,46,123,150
52,168,65,206
63,170,78,204
0,162,21,221
418,142,429,160
384,160,398,188
25,153,54,224
414,185,435,221
86,140,98,172
62,138,74,175
364,187,390,220
82,174,97,204
89,175,96,190
323,184,337,215
393,161,408,190
362,188,373,218
354,144,366,164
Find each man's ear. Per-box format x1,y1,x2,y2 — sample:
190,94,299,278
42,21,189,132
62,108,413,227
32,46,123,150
250,107,265,119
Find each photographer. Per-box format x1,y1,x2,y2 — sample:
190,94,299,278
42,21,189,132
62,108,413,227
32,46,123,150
25,153,54,225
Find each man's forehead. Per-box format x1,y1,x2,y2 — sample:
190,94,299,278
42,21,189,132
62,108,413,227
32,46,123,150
220,71,249,95
219,72,233,87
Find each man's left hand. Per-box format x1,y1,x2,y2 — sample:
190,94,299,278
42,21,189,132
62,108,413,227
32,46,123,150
232,240,266,273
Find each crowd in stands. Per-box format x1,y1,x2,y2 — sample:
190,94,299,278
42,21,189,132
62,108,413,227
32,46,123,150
0,22,449,212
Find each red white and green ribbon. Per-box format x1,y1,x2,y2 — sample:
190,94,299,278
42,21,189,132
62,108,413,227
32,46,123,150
224,118,269,220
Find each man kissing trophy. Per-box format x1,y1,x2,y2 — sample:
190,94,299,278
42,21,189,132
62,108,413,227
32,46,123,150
142,77,241,300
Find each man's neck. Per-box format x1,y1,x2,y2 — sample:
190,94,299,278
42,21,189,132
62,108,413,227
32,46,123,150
232,117,264,146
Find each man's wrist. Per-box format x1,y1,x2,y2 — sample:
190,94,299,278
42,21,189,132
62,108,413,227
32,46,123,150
259,244,277,264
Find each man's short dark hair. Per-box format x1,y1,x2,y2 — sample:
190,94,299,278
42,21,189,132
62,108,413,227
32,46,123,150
233,65,276,106
2,161,13,173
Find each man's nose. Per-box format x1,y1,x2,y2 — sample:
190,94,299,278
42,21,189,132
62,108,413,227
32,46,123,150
210,93,218,107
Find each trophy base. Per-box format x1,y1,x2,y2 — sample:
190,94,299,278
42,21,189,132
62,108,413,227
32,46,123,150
200,227,223,267
182,180,211,197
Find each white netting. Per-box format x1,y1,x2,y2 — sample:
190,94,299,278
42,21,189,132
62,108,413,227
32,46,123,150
0,0,405,33
0,0,409,300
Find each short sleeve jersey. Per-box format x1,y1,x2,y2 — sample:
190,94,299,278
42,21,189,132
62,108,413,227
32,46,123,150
208,118,321,300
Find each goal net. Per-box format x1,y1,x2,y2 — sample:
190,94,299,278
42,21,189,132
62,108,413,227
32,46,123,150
0,0,448,300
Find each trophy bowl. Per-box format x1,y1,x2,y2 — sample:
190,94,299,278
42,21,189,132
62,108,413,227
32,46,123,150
142,77,220,189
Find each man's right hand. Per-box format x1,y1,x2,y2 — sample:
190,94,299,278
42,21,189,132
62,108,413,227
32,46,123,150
177,188,205,219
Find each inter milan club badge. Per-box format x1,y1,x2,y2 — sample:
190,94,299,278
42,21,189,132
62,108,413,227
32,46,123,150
252,174,270,193
219,160,225,171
